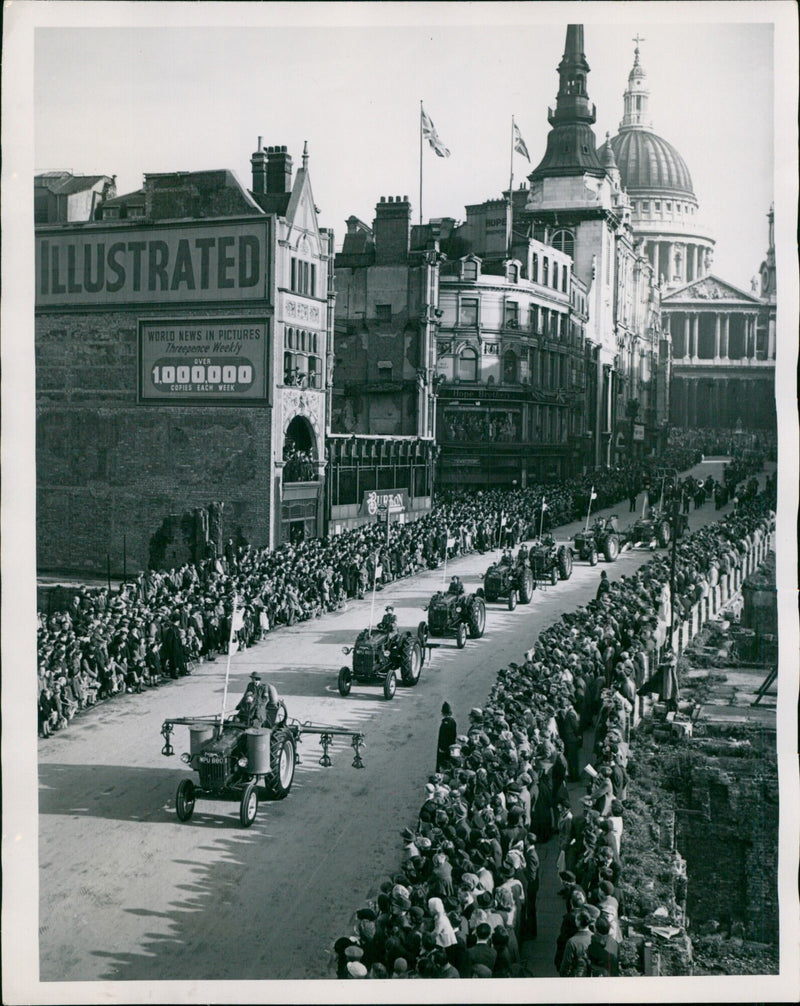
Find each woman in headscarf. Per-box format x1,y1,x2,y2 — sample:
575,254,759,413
427,896,458,966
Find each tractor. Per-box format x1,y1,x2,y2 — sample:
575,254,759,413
425,576,486,648
338,609,428,700
528,535,573,585
160,675,365,828
478,551,535,610
623,508,673,549
572,515,621,565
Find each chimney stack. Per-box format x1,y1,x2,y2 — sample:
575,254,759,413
251,136,268,195
373,194,411,265
266,144,293,194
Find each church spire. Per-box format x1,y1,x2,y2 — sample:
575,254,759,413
619,34,653,131
530,24,605,180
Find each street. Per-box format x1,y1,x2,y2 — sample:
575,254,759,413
38,460,744,981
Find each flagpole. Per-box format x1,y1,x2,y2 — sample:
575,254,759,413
219,594,238,732
368,550,380,632
585,487,595,531
507,116,515,258
419,100,423,226
539,499,546,539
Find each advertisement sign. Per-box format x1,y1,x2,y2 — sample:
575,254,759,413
139,318,269,402
633,423,645,441
36,220,268,307
359,489,409,517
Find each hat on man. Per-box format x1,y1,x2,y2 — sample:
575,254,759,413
344,944,364,961
346,961,367,978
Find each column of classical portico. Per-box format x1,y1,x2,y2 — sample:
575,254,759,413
683,313,691,362
653,241,661,284
722,313,730,359
714,312,721,361
691,313,700,362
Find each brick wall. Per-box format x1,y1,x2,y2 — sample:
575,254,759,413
36,309,273,574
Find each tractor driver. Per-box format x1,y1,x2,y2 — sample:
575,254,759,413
379,605,399,636
448,575,464,596
236,671,268,727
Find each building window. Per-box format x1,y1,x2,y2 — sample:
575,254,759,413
552,262,559,289
654,201,661,212
532,253,539,283
290,258,316,296
562,268,568,293
504,301,519,328
375,304,392,325
542,258,549,286
462,258,478,281
642,201,649,212
503,349,518,384
666,202,672,212
551,230,575,260
506,262,519,284
530,304,539,332
457,347,479,382
460,298,478,326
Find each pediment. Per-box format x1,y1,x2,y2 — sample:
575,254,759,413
663,274,761,305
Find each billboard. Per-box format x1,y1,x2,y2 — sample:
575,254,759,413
36,220,268,307
359,489,409,517
139,318,269,402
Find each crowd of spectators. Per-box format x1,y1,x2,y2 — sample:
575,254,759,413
36,446,755,738
333,488,776,979
668,426,777,463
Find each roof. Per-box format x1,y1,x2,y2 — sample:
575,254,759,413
35,173,111,195
609,129,695,200
100,188,145,208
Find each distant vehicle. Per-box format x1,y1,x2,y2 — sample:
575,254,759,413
478,550,535,609
528,535,573,585
160,675,365,828
338,608,428,699
425,576,486,648
573,515,621,564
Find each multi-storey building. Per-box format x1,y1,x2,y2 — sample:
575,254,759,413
35,140,335,574
521,25,663,465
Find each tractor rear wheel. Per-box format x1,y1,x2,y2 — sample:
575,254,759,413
264,729,296,800
338,665,352,696
507,590,518,611
603,534,620,562
383,668,397,700
239,782,259,827
519,568,535,604
417,621,429,648
400,636,422,686
558,546,573,580
175,778,196,822
466,595,486,639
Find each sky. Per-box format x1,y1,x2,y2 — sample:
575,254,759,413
31,6,777,290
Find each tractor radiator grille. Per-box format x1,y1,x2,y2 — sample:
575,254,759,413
198,752,227,791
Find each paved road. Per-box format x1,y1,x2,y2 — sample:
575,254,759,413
38,460,751,981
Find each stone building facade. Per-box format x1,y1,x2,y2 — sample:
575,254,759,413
35,140,334,574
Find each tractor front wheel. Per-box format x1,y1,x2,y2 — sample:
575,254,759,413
338,665,352,696
175,779,196,822
239,782,259,828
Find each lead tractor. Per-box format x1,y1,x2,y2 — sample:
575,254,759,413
160,675,365,828
528,535,573,585
425,576,486,648
572,515,621,565
338,610,428,700
478,552,535,610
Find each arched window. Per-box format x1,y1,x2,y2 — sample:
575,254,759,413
503,349,518,384
457,347,479,382
551,229,575,260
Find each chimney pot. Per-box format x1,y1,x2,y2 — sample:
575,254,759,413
380,196,386,203
258,136,263,150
